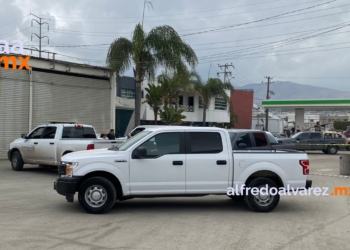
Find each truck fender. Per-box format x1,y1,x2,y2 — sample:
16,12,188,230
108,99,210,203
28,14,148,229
74,162,129,195
237,161,287,188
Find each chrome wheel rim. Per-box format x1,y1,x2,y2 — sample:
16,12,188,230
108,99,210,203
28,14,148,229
254,185,274,207
85,185,107,208
329,147,336,154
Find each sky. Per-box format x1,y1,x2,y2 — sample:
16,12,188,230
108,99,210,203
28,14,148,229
1,0,350,91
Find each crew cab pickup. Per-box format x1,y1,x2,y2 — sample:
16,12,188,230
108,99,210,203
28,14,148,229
54,126,312,214
278,131,347,154
8,123,125,171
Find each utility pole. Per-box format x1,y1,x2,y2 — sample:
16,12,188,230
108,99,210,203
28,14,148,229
141,0,153,28
263,76,275,131
217,63,234,83
30,13,49,58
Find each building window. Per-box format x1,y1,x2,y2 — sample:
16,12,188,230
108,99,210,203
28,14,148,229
215,98,227,110
179,96,183,106
199,97,203,109
310,119,314,122
121,89,135,99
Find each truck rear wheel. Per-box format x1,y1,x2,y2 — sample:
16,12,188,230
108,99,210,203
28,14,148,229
244,177,280,212
346,145,350,151
11,151,24,171
78,177,116,214
322,150,328,154
327,146,338,154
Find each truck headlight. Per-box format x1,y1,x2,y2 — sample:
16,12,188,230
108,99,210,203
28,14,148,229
61,162,79,177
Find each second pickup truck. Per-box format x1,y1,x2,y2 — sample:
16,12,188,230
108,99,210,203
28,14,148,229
278,131,347,154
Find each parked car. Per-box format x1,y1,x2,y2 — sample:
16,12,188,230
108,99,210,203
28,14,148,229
277,131,347,154
54,126,312,214
8,122,125,171
226,129,296,150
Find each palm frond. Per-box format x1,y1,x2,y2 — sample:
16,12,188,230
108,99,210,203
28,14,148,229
106,37,133,75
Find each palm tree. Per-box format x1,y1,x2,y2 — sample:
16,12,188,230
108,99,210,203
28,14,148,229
106,23,198,127
159,107,186,125
157,70,201,111
194,78,233,126
142,84,163,124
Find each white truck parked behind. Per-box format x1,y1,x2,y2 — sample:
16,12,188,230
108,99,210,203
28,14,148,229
8,122,125,171
54,126,312,214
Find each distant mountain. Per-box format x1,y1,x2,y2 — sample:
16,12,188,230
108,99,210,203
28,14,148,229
235,81,350,104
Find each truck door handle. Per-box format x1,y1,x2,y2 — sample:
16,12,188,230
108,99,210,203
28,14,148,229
111,141,116,144
217,160,227,165
50,142,54,145
34,142,38,145
173,161,183,165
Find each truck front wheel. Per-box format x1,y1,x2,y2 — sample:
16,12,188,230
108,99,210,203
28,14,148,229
244,177,280,212
11,151,24,171
78,177,116,214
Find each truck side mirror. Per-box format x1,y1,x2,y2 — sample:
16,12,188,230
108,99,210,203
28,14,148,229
21,134,27,139
238,143,247,149
134,146,147,159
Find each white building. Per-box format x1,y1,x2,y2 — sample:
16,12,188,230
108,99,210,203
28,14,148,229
0,54,116,159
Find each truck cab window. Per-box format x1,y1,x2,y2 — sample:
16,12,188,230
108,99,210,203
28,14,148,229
27,127,45,139
189,132,223,153
235,133,252,148
252,133,268,147
138,133,180,158
311,133,322,139
42,126,57,139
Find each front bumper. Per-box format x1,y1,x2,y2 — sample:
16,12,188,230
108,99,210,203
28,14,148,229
305,180,312,189
54,176,82,202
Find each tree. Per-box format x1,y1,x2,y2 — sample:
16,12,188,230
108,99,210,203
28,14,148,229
159,107,186,125
143,84,163,124
194,78,233,126
157,70,201,110
106,23,198,127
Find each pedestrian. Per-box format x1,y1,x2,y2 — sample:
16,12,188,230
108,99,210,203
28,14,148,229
314,122,321,132
107,129,116,140
100,133,108,140
291,127,295,134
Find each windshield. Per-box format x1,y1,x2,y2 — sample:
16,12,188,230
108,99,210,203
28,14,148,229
117,131,152,151
291,132,302,139
266,132,277,143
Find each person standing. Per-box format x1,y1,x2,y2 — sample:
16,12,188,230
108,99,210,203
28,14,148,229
107,129,116,140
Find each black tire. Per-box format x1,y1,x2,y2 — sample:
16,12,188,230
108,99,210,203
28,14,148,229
346,145,350,151
11,151,24,171
78,177,116,214
244,177,280,213
327,145,338,154
322,150,328,154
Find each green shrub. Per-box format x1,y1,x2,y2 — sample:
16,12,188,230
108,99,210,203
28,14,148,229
333,121,350,131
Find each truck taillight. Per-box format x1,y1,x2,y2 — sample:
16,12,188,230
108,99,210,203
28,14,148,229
75,124,83,128
299,160,309,175
87,144,94,150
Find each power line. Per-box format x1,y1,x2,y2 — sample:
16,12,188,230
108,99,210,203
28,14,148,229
45,0,287,19
0,15,30,29
43,0,325,24
0,27,31,40
181,0,337,36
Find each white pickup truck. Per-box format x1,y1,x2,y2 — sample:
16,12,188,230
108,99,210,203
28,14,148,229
54,126,312,214
8,123,125,171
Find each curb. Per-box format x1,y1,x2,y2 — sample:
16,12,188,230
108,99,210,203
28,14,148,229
310,173,350,178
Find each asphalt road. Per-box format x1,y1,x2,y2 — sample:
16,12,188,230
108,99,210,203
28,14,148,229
0,151,349,250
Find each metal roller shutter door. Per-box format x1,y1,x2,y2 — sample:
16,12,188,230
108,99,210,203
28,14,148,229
0,67,29,159
32,70,111,135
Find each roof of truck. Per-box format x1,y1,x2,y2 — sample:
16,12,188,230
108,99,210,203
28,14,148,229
143,126,226,132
